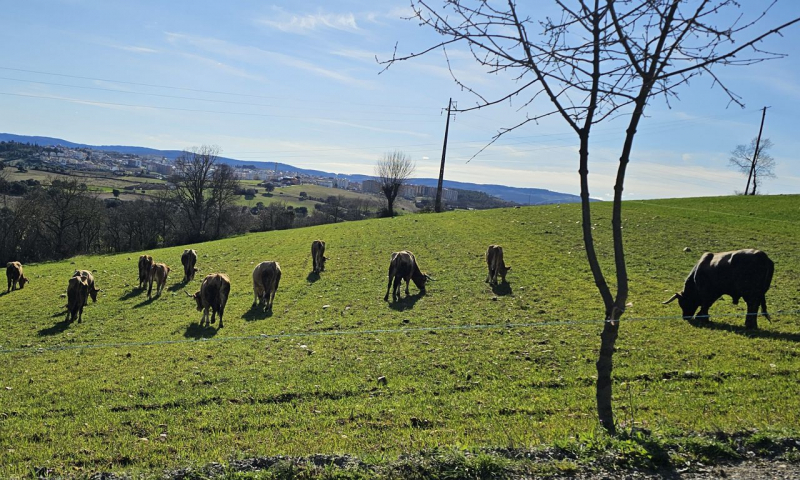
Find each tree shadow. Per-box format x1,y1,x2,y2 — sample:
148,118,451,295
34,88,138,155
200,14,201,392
306,272,320,284
491,282,512,296
168,280,189,292
688,317,800,343
183,322,220,339
242,304,274,322
119,287,145,301
388,292,425,311
133,296,158,308
38,317,72,336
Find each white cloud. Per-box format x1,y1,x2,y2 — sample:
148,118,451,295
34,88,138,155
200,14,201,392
257,11,358,34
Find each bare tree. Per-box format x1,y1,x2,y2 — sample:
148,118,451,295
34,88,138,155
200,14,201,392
382,0,799,434
209,163,241,238
730,138,776,195
171,145,220,241
375,151,415,217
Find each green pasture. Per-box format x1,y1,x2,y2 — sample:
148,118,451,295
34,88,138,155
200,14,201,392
1,195,799,477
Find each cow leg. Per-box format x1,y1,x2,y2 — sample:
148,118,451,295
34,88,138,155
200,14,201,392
384,271,394,302
77,305,83,323
268,290,275,311
760,295,771,323
253,287,259,307
218,308,224,329
405,278,410,297
147,277,153,298
745,300,759,330
696,306,711,323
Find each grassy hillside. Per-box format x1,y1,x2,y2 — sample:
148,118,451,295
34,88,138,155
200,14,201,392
1,195,799,477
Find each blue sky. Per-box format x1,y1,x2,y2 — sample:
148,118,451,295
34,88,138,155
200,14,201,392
0,1,798,199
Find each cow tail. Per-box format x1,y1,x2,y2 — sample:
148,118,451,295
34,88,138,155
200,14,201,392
762,260,774,320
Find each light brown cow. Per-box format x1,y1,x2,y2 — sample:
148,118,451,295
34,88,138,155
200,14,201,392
138,255,153,289
252,261,281,311
66,275,88,323
191,273,231,328
181,249,198,282
384,251,430,302
6,261,29,293
311,240,327,274
72,270,100,305
485,245,511,285
148,263,170,298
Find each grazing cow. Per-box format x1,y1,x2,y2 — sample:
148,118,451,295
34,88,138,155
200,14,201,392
384,251,431,302
148,263,170,298
663,249,774,329
138,255,153,289
311,240,327,274
191,273,231,328
66,275,88,323
6,261,29,293
252,261,281,311
72,270,100,305
181,249,198,282
485,245,511,285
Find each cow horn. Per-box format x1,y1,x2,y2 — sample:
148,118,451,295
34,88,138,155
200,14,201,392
185,291,193,298
662,293,681,304
425,274,436,282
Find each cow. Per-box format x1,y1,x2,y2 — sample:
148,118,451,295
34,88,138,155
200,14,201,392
252,261,281,311
6,261,29,293
384,251,431,302
663,249,774,330
148,263,170,298
66,275,88,323
181,249,198,282
138,255,153,289
311,240,327,274
485,245,511,285
190,273,231,328
72,270,100,305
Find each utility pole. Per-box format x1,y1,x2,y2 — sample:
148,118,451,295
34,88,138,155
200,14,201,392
745,106,768,195
435,98,455,213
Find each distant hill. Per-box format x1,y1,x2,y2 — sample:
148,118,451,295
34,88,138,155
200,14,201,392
0,133,585,205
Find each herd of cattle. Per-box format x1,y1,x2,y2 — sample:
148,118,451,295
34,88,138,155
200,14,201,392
4,244,775,330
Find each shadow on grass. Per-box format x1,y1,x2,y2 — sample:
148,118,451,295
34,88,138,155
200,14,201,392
119,287,145,301
183,322,219,339
491,282,512,296
388,292,424,311
242,303,274,321
168,280,188,292
306,272,320,284
38,317,72,336
689,317,800,343
133,296,158,308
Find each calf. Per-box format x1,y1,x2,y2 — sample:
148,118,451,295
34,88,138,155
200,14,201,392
6,261,29,293
664,249,774,329
181,249,198,282
485,245,511,285
72,270,100,305
138,255,153,289
252,261,282,311
148,263,170,298
384,251,430,302
191,273,231,328
66,275,88,323
311,240,327,274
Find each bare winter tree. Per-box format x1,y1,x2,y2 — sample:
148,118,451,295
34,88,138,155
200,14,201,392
209,163,241,238
376,151,415,217
382,0,799,434
171,145,220,241
730,138,776,195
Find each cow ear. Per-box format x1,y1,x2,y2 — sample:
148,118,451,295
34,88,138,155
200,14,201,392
662,293,681,304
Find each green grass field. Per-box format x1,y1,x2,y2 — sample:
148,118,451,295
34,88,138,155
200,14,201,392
1,195,799,477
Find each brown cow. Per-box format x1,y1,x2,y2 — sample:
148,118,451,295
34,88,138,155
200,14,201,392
6,261,29,293
252,261,281,311
72,270,100,305
485,245,511,285
384,251,430,302
181,249,198,282
311,240,327,274
138,255,153,289
664,249,774,329
191,273,231,328
148,263,170,298
66,275,88,323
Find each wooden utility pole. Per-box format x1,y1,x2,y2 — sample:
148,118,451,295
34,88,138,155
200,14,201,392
745,106,768,195
435,98,455,213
